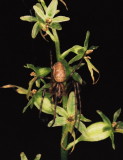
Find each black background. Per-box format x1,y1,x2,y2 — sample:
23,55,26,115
0,0,123,160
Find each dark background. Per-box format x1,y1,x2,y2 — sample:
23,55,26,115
0,0,123,160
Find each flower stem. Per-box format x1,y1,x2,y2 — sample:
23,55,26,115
52,29,68,159
61,96,68,160
61,127,68,160
52,29,61,61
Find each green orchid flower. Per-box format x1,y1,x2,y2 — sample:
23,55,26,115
20,0,70,39
1,63,51,101
66,110,114,150
61,31,99,84
47,91,91,151
66,108,123,151
24,64,51,99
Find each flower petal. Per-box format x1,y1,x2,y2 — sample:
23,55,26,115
48,117,67,127
52,16,70,23
46,0,58,18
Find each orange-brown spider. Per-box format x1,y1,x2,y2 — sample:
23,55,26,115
50,61,66,102
40,60,82,126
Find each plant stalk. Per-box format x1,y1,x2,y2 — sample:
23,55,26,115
61,126,68,160
52,29,61,61
52,29,68,160
61,96,68,160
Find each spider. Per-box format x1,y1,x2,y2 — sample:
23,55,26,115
39,60,83,127
39,61,66,123
50,61,66,102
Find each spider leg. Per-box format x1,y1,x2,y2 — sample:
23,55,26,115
69,59,83,79
57,83,65,103
76,82,82,114
39,89,46,118
74,82,82,130
40,76,51,80
73,82,78,125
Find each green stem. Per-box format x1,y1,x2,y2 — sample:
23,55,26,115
52,29,61,61
61,127,68,160
61,48,71,59
52,29,68,159
61,96,68,160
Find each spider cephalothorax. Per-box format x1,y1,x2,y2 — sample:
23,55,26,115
50,61,66,102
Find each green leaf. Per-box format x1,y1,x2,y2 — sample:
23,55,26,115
26,77,37,100
89,45,99,50
48,117,67,127
34,94,53,115
33,5,46,21
38,0,47,12
34,154,42,160
61,45,85,59
41,83,51,89
69,54,84,65
67,45,85,64
84,57,100,84
52,16,70,22
75,121,87,136
110,132,115,149
35,3,44,11
67,92,76,116
72,72,83,84
16,87,28,94
60,48,71,59
32,22,40,39
84,30,90,50
24,64,37,72
35,79,41,88
24,64,51,77
46,0,58,18
20,16,37,22
56,106,68,117
37,67,51,77
50,22,62,30
20,152,28,160
72,63,85,70
97,110,112,126
71,45,85,55
79,114,92,122
113,108,121,122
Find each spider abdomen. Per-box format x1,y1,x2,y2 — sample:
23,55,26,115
53,62,66,82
